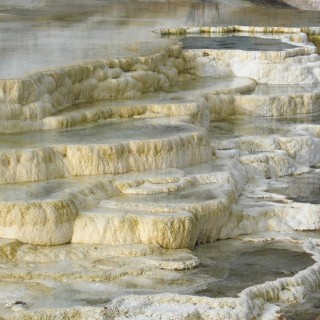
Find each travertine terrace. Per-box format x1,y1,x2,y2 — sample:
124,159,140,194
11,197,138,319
1,3,320,319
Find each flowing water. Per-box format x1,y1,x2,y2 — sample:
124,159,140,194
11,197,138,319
1,1,320,319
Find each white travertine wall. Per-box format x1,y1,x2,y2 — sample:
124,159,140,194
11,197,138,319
2,25,320,320
0,45,186,121
1,29,320,247
0,130,210,184
0,181,118,245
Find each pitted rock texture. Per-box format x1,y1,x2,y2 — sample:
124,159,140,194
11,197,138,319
1,24,320,320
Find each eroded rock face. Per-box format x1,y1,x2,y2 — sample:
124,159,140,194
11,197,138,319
1,22,320,320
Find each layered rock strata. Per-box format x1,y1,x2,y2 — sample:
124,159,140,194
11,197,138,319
1,26,320,319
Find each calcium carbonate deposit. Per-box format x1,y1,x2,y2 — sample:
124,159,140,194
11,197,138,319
1,0,320,319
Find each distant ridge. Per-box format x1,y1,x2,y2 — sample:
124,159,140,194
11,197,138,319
246,0,294,8
282,0,320,10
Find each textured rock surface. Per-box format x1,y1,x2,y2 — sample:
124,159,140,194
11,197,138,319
1,22,320,320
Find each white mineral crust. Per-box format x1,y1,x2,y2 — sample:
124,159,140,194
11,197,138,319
1,25,320,320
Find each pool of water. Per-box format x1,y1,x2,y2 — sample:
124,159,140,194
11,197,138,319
182,35,299,51
248,84,320,95
209,117,292,140
209,110,320,140
194,244,313,298
268,169,320,204
1,0,320,78
0,178,82,201
57,76,253,117
0,239,313,316
101,184,218,209
0,118,198,149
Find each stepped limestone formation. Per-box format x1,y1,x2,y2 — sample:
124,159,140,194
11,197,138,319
1,22,320,320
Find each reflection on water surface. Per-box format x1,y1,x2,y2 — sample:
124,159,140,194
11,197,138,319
193,240,314,298
0,118,196,149
1,0,320,78
182,35,299,51
268,170,320,204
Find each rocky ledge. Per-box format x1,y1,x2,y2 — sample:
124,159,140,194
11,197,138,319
0,26,320,319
